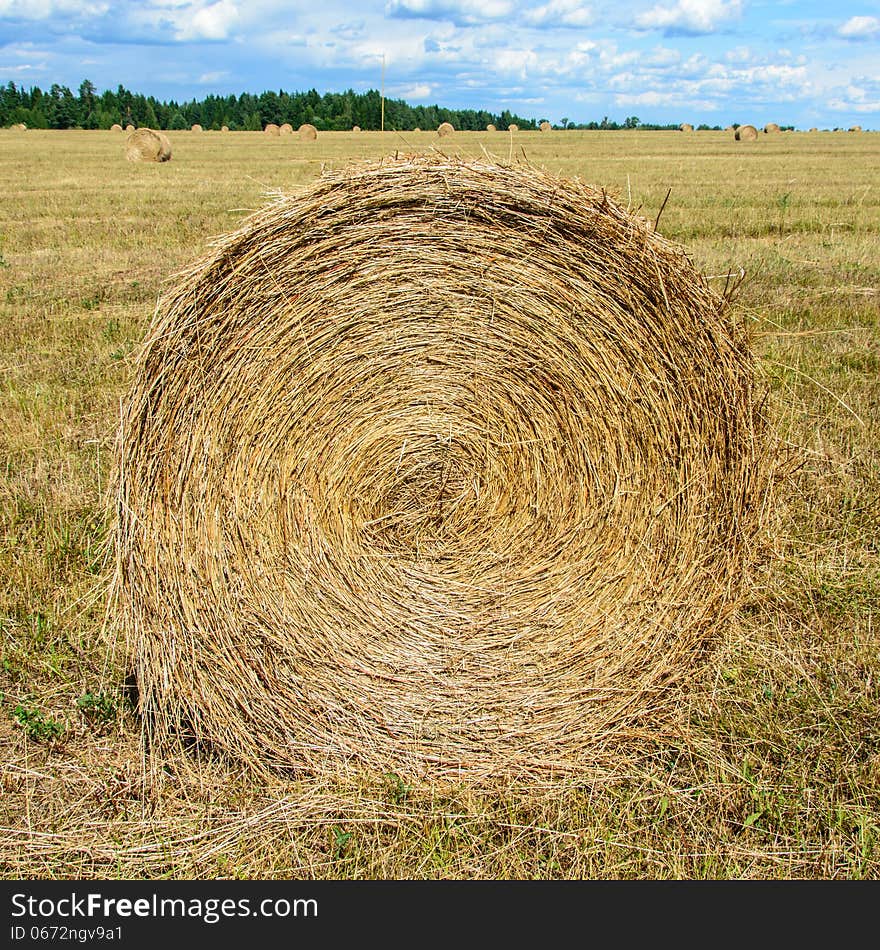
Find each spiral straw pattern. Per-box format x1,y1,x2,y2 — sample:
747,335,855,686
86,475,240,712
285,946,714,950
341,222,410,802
116,156,768,779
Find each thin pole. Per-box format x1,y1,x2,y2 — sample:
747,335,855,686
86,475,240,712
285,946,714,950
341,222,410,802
381,53,385,132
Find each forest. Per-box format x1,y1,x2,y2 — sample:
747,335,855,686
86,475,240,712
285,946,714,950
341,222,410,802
0,79,699,131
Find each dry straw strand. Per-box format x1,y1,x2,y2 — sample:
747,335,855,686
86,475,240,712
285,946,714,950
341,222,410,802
124,128,172,163
115,155,771,783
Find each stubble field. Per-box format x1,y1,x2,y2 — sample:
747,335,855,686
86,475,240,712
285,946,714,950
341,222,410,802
1,127,878,878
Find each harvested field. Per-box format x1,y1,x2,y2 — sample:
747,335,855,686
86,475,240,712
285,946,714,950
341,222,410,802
1,127,878,880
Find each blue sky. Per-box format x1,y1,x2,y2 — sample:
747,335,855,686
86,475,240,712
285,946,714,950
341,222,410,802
1,1,879,127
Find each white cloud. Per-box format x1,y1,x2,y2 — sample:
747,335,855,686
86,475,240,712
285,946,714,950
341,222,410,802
838,16,880,40
826,78,880,113
107,0,247,43
635,0,743,34
0,0,108,16
178,0,239,40
643,46,680,66
385,0,514,25
612,90,716,110
493,47,539,77
198,69,228,82
524,1,594,29
827,97,880,113
396,82,432,98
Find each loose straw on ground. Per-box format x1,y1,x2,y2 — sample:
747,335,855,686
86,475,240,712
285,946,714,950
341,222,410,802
115,155,770,782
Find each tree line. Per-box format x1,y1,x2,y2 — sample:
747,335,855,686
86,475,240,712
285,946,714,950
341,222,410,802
0,80,541,132
0,79,736,132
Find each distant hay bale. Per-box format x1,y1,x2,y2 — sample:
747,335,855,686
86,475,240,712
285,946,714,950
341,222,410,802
352,125,361,132
724,125,734,131
115,155,770,781
191,124,203,133
808,127,818,132
279,123,293,135
124,128,172,164
413,127,421,132
508,123,519,132
298,123,318,141
221,125,229,132
264,123,280,136
437,121,454,137
735,124,758,141
486,124,497,132
111,124,123,132
11,122,27,131
125,124,135,133
539,121,551,132
679,123,694,132
849,125,862,132
764,123,780,134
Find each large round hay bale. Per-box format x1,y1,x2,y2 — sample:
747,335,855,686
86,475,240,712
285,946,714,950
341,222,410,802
221,125,229,132
539,121,551,132
849,125,862,132
413,127,421,132
298,123,318,141
486,123,497,132
116,156,769,780
352,125,361,132
437,121,454,137
11,122,27,130
764,123,780,134
191,123,203,133
125,124,135,133
264,123,280,136
124,128,172,163
507,123,519,132
735,124,758,141
279,123,293,135
679,123,694,132
111,123,123,132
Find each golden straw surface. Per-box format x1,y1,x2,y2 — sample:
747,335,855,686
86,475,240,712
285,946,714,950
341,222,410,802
116,156,768,780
